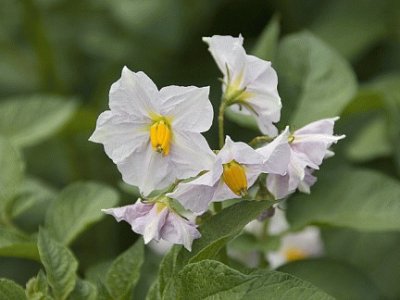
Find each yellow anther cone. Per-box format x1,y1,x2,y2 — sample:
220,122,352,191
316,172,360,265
150,120,172,156
222,160,247,196
284,248,307,262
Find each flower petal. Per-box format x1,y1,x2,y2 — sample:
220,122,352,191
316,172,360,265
298,168,317,194
89,110,149,163
218,136,264,165
159,86,213,132
117,146,173,196
168,181,218,214
256,127,291,175
266,173,293,200
203,35,246,81
142,206,169,244
161,212,201,251
102,201,152,223
294,117,340,135
109,66,159,118
211,179,239,202
102,201,168,243
169,131,215,180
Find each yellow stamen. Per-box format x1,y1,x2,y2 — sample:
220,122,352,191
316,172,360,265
222,160,248,196
288,135,295,143
284,248,307,262
150,120,172,156
155,202,167,213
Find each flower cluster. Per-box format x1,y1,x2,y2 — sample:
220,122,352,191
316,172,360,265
90,35,344,251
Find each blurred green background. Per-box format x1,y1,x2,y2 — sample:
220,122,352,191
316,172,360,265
1,0,400,298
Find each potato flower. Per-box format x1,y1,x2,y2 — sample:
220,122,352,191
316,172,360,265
168,134,290,214
267,117,345,199
203,35,281,136
90,66,214,195
102,199,200,251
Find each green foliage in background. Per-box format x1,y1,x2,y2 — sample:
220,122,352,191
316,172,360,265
0,0,399,299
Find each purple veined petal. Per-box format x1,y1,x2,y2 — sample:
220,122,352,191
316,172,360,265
161,212,201,251
298,168,317,194
266,173,294,200
142,205,169,244
101,200,153,223
102,201,169,243
159,86,213,133
89,110,149,164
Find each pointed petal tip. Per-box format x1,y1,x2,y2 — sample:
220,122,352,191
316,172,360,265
202,37,210,44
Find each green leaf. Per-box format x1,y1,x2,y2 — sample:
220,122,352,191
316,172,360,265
45,182,119,245
67,279,97,300
37,229,78,300
25,270,53,300
279,259,380,300
145,281,160,300
345,113,392,161
105,239,144,300
0,95,77,148
96,281,113,300
0,138,24,215
309,0,387,60
0,225,39,260
11,178,56,218
0,278,25,300
174,260,333,300
287,165,400,231
252,14,280,61
183,200,274,264
156,245,181,298
156,200,274,298
275,31,357,128
229,232,280,252
323,228,400,299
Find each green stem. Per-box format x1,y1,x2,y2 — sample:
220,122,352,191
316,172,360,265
218,100,227,149
213,202,222,214
249,135,274,148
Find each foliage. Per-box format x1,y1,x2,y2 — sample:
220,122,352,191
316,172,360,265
0,0,399,299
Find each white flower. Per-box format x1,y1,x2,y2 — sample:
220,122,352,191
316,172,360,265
102,200,201,251
168,135,289,214
267,117,345,199
242,208,323,268
267,226,323,269
203,35,281,136
89,66,214,195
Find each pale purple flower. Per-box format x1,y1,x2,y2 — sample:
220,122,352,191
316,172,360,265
90,66,214,196
267,117,345,199
203,35,281,136
102,200,200,251
168,135,290,214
